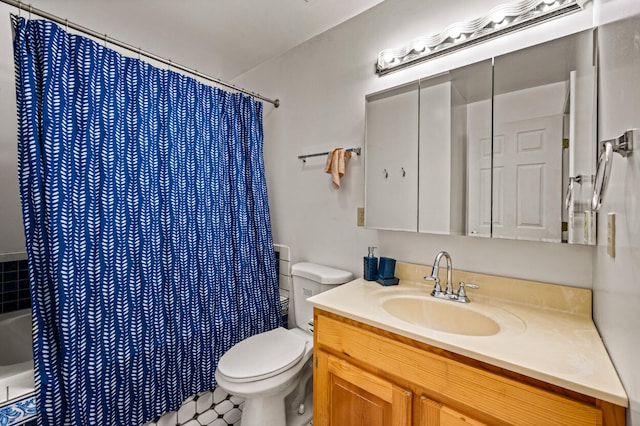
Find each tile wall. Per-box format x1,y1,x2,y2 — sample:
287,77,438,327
275,244,291,328
0,259,30,314
0,395,36,426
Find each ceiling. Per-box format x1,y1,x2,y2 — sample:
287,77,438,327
20,0,385,81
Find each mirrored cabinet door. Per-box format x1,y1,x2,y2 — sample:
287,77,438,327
365,82,419,231
452,60,494,238
492,29,597,244
417,61,493,237
418,74,464,235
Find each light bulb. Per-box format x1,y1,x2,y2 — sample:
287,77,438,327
491,11,506,23
412,40,426,53
449,27,462,39
381,51,395,64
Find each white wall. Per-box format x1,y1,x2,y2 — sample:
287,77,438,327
0,4,26,257
233,0,596,286
592,4,640,423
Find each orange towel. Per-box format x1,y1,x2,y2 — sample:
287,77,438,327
324,148,352,188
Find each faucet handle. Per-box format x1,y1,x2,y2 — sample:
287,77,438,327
424,275,442,293
457,281,479,299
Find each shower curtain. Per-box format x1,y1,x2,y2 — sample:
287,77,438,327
13,16,281,425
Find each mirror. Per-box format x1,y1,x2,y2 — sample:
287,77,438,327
488,29,597,244
365,28,597,245
419,62,492,236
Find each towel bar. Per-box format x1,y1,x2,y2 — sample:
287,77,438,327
298,147,361,162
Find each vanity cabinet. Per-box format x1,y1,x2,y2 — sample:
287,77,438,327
313,308,625,426
316,351,411,425
420,398,487,426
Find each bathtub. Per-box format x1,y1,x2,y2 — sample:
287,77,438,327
0,309,34,404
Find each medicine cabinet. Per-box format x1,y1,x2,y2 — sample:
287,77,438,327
365,82,419,232
364,28,597,245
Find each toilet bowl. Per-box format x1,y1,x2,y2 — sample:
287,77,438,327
215,327,313,426
214,262,353,426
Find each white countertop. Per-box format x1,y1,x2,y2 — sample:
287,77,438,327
309,278,628,407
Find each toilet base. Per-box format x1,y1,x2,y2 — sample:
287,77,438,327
239,370,314,426
242,393,287,426
284,378,313,426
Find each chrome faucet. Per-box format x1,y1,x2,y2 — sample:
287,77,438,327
424,251,479,303
424,251,453,298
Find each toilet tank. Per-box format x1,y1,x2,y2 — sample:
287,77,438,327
290,262,353,331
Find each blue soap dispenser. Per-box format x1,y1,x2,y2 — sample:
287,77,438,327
363,246,378,281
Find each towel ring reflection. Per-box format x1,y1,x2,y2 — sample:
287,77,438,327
592,129,634,212
565,176,581,211
592,143,613,212
565,175,591,211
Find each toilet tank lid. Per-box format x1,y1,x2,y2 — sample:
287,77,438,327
291,262,353,285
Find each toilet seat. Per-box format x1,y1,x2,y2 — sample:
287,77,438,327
217,327,307,383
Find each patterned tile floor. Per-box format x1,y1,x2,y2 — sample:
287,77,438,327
8,393,313,426
144,387,314,426
145,388,242,426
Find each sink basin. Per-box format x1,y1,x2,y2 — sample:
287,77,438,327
381,295,500,336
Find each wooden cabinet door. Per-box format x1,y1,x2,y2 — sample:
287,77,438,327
314,350,412,426
419,397,488,426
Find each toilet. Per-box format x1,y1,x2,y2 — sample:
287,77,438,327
214,262,353,426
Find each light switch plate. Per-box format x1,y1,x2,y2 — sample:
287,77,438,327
357,207,365,227
607,213,615,257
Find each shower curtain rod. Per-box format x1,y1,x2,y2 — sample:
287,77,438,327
2,0,281,108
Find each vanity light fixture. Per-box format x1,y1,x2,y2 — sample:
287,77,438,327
376,0,591,75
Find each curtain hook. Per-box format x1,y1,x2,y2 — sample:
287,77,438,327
28,4,31,20
104,33,107,47
137,47,141,60
18,1,21,18
65,18,68,32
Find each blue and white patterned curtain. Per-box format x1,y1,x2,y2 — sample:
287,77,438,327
13,17,280,425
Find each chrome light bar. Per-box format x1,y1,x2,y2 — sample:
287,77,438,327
376,0,590,75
